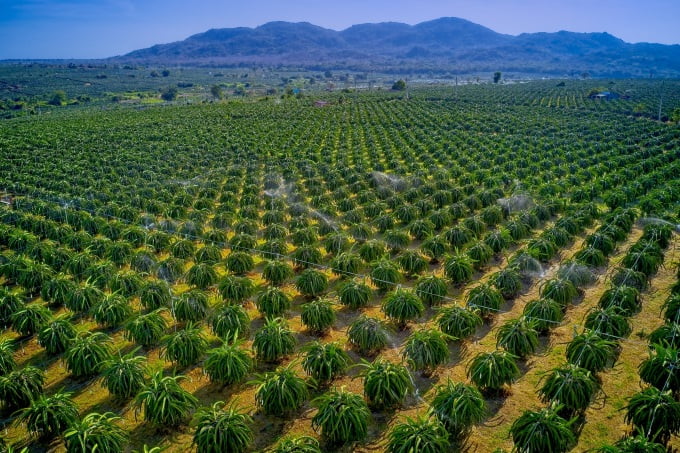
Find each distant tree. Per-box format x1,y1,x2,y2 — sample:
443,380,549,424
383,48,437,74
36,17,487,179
392,79,407,91
324,70,333,79
48,90,67,106
670,107,680,124
150,70,159,77
161,69,170,77
493,72,502,84
633,103,647,116
161,86,178,101
210,85,223,100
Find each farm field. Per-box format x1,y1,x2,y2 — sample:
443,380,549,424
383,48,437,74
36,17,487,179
1,79,679,453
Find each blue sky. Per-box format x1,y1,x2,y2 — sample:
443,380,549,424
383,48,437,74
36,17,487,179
1,0,679,59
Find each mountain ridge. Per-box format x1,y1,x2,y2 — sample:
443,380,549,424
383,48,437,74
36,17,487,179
115,17,680,77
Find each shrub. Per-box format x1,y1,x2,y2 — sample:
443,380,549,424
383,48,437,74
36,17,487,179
331,252,362,277
139,280,172,310
565,331,617,373
382,288,424,329
312,388,369,445
347,316,388,355
584,307,632,338
210,303,250,342
370,260,401,291
0,290,25,326
465,283,502,319
624,387,680,444
443,253,474,285
491,268,522,299
301,341,350,384
253,317,296,363
574,246,607,267
218,276,255,303
386,415,450,453
64,411,128,453
134,371,199,426
64,332,112,378
338,280,372,309
649,323,680,348
161,323,208,368
397,250,429,276
0,339,16,375
256,286,291,317
0,365,44,410
527,238,558,262
296,269,328,297
539,364,599,414
639,344,680,393
125,309,167,347
539,278,578,307
598,286,640,316
186,263,218,289
37,316,77,355
522,298,563,333
92,293,133,328
16,390,79,439
258,261,291,287
421,235,448,262
414,275,447,307
402,328,450,375
467,351,519,393
301,298,336,334
510,407,575,453
428,379,486,438
496,317,539,358
204,341,252,386
271,435,322,453
466,241,493,270
225,251,255,275
253,364,308,416
11,303,52,336
437,305,483,339
358,240,386,263
360,359,412,409
101,351,147,399
192,402,253,453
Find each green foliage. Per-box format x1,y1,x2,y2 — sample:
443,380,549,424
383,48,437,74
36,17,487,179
539,364,599,413
465,283,503,319
428,379,486,438
0,339,16,375
382,288,424,329
161,322,208,368
624,387,680,444
491,267,522,299
467,351,520,392
539,278,578,307
16,390,79,439
510,407,575,453
253,317,296,363
92,293,133,328
139,280,172,310
64,412,128,453
370,259,401,291
397,250,429,275
347,315,388,355
301,298,336,334
253,363,308,416
598,286,640,316
639,344,680,393
295,269,328,297
186,263,218,289
584,307,632,338
331,252,361,276
203,341,252,385
444,254,475,285
218,275,255,303
134,371,199,426
262,260,294,286
225,251,255,275
392,79,407,91
101,350,147,399
437,305,483,339
467,241,493,270
338,280,372,309
414,275,447,307
271,435,322,453
301,341,350,384
125,309,167,347
37,315,77,355
64,332,112,378
312,388,369,444
565,330,617,373
0,290,25,326
256,286,291,317
11,303,52,336
210,303,250,342
386,415,450,453
358,240,386,263
522,298,563,333
360,359,412,410
496,317,539,358
402,328,450,375
0,366,44,410
574,246,607,267
192,402,253,453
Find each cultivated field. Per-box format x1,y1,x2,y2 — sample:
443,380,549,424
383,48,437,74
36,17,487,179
0,79,679,452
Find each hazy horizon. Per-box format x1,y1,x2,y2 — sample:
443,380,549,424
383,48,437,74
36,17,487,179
2,0,679,60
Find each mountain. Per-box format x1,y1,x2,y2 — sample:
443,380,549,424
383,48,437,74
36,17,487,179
117,17,680,77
